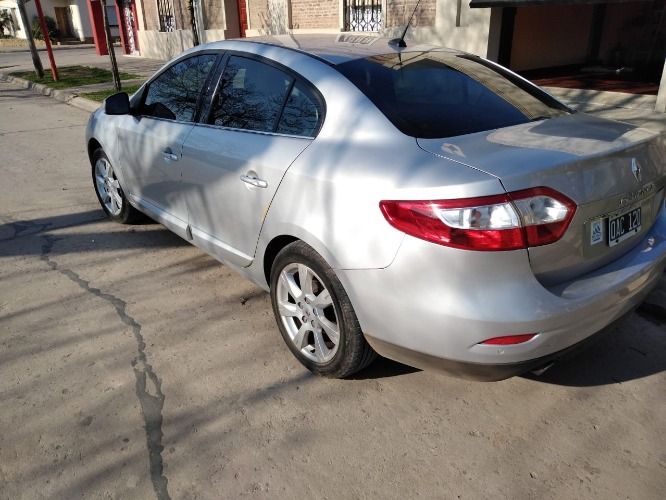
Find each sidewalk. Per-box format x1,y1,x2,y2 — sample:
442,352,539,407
543,86,666,139
1,45,665,139
0,42,95,53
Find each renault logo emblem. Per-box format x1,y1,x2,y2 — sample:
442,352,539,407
631,158,642,182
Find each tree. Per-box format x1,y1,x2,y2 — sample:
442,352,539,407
188,0,200,46
100,0,121,92
0,10,15,36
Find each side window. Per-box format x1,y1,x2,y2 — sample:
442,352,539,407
209,56,293,132
142,54,217,122
276,81,323,137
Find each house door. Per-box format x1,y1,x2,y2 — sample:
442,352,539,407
54,7,73,38
237,0,248,37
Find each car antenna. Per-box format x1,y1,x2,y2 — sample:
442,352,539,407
389,0,421,48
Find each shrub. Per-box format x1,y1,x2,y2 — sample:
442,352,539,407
0,10,15,36
32,15,60,42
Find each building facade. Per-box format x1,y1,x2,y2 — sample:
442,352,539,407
122,0,495,60
4,1,662,105
126,0,663,83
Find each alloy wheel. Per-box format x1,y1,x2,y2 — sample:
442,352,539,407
94,157,123,217
276,263,340,364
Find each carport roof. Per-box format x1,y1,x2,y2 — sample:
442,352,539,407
470,0,650,7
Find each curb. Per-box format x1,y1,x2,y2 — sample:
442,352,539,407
0,73,100,113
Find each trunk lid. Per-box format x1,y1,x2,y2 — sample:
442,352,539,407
417,113,666,284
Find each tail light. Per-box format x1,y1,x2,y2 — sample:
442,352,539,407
479,334,536,345
379,187,576,251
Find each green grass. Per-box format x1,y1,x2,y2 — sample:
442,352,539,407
11,65,140,90
81,84,143,102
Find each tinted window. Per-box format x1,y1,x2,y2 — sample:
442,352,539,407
336,52,571,138
143,54,217,121
209,56,293,132
276,82,323,137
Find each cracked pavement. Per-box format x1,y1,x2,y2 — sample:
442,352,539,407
1,79,666,499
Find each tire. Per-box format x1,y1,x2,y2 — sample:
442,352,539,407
91,148,142,224
270,241,377,378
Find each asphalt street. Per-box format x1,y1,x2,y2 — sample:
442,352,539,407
0,45,165,76
1,73,665,498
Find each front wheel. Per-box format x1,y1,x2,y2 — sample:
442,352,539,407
92,148,141,224
270,241,376,378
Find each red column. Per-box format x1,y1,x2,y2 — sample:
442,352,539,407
34,0,58,80
86,0,108,56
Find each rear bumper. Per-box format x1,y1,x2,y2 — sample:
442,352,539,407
338,202,666,377
364,313,626,381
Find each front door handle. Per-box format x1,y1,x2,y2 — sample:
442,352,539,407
162,149,179,162
240,174,268,189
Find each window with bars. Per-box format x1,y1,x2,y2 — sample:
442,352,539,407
157,0,175,32
343,0,382,32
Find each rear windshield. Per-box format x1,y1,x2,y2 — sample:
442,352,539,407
336,52,571,139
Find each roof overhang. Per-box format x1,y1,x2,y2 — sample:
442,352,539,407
470,0,651,8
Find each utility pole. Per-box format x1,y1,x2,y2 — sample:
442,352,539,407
16,0,44,78
99,0,121,92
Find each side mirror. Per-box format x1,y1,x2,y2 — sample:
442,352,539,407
104,92,131,115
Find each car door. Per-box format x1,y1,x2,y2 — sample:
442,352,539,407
117,53,218,236
181,55,323,267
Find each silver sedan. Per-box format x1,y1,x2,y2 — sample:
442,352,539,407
85,34,666,380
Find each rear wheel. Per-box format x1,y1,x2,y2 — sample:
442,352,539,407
270,241,376,378
92,148,141,224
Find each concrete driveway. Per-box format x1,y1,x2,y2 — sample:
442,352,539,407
1,78,665,499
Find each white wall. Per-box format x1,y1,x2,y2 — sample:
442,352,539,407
71,0,92,40
0,0,94,40
380,1,492,57
0,2,20,36
138,29,196,60
0,0,35,39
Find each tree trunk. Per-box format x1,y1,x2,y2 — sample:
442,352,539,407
100,0,122,92
188,0,200,46
16,0,44,78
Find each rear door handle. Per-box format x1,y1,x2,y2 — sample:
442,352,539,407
240,174,268,188
162,149,179,162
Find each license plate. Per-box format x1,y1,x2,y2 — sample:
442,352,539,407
607,206,641,246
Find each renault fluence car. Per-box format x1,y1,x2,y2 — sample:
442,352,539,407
86,34,666,380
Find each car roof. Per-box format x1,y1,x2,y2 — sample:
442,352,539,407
201,34,461,65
